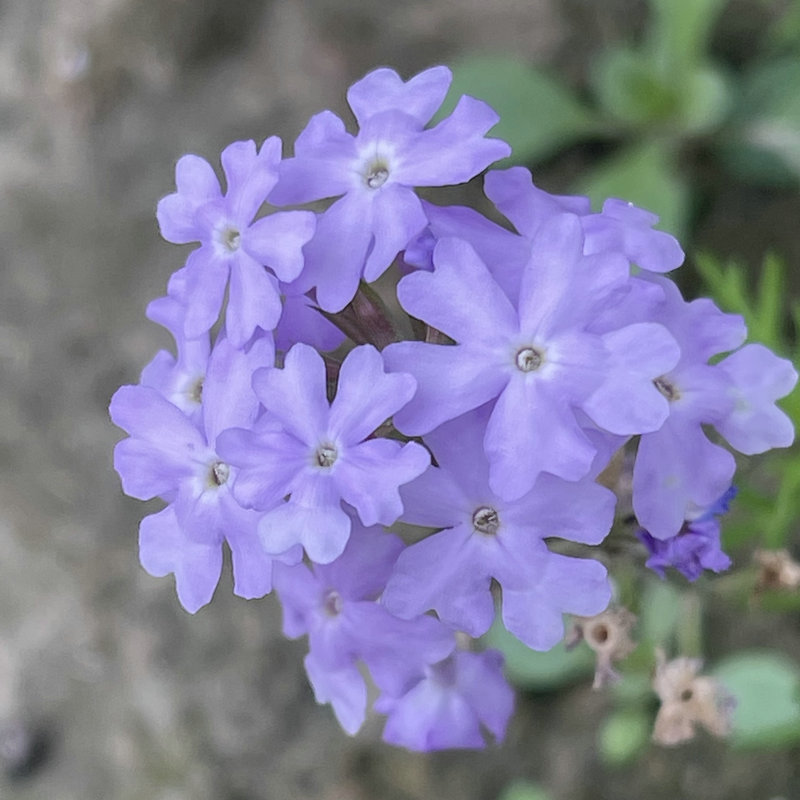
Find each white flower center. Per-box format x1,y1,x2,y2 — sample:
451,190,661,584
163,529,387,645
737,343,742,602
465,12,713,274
654,376,680,401
364,160,390,189
221,226,241,252
515,346,544,373
472,506,500,535
322,589,343,616
189,375,204,404
209,461,230,487
315,444,338,468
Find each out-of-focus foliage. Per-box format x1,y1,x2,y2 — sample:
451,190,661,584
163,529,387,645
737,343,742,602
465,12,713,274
697,252,800,550
482,616,594,691
497,779,553,800
451,0,800,770
719,59,800,186
441,0,800,240
713,651,800,748
435,57,598,165
598,708,651,764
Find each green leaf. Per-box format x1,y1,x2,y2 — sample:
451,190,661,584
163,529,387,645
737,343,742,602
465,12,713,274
718,58,800,185
594,48,730,135
594,47,678,126
679,65,732,134
713,651,800,748
754,252,785,348
598,709,650,765
694,251,791,355
647,0,729,75
482,615,594,690
498,780,553,800
575,140,690,239
437,56,598,164
765,0,800,55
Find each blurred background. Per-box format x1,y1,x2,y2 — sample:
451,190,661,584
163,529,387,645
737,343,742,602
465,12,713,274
1,0,800,798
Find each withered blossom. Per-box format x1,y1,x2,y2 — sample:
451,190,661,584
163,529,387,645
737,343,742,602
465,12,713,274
652,648,735,746
754,548,800,593
565,606,637,689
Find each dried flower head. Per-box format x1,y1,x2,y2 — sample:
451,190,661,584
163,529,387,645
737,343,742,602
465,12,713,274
652,648,735,746
566,606,637,689
754,548,800,593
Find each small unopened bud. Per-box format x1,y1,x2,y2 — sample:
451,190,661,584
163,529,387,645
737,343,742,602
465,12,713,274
565,606,637,689
652,648,735,746
754,549,800,593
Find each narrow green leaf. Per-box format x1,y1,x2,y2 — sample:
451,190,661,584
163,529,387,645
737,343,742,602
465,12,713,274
694,251,792,354
694,253,750,321
437,56,598,164
754,252,784,348
763,461,800,548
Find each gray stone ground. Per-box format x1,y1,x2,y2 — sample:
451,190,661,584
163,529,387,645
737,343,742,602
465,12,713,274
1,1,799,798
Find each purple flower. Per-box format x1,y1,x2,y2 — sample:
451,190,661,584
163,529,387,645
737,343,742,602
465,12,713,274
632,278,747,539
385,225,679,500
157,138,316,347
638,487,736,580
273,284,345,353
484,167,684,278
110,332,285,612
269,66,511,312
403,199,531,300
382,406,614,649
375,649,514,751
139,294,209,424
274,522,454,735
218,343,430,564
580,198,685,273
716,343,797,454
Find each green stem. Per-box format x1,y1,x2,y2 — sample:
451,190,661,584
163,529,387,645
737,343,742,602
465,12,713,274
676,589,703,658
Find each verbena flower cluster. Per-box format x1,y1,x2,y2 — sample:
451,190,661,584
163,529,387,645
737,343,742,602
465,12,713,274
110,65,798,751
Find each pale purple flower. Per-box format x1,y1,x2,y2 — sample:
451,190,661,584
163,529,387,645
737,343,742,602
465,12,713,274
273,284,345,353
716,343,797,454
110,332,285,612
274,522,454,734
632,278,748,539
157,138,316,347
375,649,514,751
385,225,679,500
403,200,531,300
269,66,511,312
581,198,685,273
139,294,209,424
382,406,614,649
484,167,684,278
218,343,430,564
